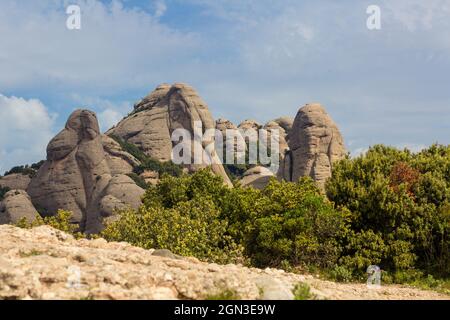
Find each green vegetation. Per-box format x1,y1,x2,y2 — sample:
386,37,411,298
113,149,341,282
102,169,347,268
16,209,84,239
102,171,245,264
206,289,239,300
109,134,183,179
326,144,450,280
224,163,252,181
3,160,44,177
292,282,316,300
0,186,10,201
19,249,44,258
13,142,449,293
101,144,450,291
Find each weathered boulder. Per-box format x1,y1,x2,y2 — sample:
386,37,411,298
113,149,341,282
278,103,346,189
28,109,144,233
240,166,274,190
0,173,31,191
0,190,38,224
108,83,232,186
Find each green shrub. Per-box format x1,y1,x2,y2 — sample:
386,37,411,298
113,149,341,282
102,204,244,264
206,289,239,300
292,282,316,300
328,265,354,283
101,169,349,269
126,172,149,189
327,144,450,277
246,178,350,268
16,209,83,239
102,170,244,264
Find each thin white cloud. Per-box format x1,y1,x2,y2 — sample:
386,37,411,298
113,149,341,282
98,109,124,132
0,94,56,173
154,0,167,19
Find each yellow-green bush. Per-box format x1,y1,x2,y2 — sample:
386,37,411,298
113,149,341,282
102,171,245,264
16,209,83,238
102,169,348,268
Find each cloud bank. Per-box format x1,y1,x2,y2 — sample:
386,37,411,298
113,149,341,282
0,0,449,170
0,94,55,173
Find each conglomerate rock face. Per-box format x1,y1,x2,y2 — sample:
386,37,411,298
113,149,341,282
0,173,31,191
101,135,140,175
278,103,346,189
27,110,144,233
108,83,232,186
0,190,38,225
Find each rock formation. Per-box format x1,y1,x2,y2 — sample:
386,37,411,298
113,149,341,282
27,109,144,233
240,166,274,190
0,190,38,224
215,118,235,132
101,135,140,175
0,173,31,191
139,170,159,185
273,116,294,134
263,120,289,160
215,118,244,164
238,119,261,132
278,103,346,189
107,83,232,186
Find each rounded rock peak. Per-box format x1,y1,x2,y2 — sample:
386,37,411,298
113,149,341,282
138,83,171,108
264,121,281,129
273,116,294,132
172,82,194,90
168,83,202,99
299,103,328,114
238,119,261,130
66,109,100,136
216,118,237,130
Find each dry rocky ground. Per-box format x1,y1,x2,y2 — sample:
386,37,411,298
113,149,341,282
0,225,448,300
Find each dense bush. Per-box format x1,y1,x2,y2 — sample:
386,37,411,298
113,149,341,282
326,144,450,277
102,169,348,268
246,178,349,268
102,171,244,264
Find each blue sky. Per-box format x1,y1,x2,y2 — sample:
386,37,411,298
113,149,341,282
1,0,450,172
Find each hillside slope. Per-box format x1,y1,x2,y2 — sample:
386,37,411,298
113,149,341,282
0,225,448,300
